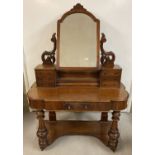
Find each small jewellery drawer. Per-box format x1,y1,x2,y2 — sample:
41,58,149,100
35,70,56,87
45,101,111,111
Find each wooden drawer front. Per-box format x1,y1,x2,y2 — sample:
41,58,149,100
100,81,120,87
45,102,112,111
35,70,56,87
101,75,121,81
100,70,121,80
101,69,121,76
100,68,121,87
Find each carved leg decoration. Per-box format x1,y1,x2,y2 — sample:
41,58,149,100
49,111,56,121
36,110,48,151
108,111,120,152
101,112,108,121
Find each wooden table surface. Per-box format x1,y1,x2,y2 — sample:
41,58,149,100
28,83,128,102
27,83,128,111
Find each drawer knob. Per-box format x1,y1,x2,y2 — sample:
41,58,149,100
67,105,71,110
83,104,88,109
64,103,72,110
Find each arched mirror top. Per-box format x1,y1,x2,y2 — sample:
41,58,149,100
58,3,100,23
56,3,100,70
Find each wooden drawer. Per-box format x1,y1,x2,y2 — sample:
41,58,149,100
35,67,56,87
45,102,112,111
100,81,120,87
100,75,121,81
100,69,121,76
99,66,122,87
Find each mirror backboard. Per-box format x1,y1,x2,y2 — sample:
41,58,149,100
57,4,100,69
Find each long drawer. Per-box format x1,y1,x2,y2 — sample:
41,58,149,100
43,101,127,111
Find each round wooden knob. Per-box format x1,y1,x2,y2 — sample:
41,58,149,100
67,105,71,110
84,104,88,109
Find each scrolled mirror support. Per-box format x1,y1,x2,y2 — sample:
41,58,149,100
41,33,56,65
100,33,115,68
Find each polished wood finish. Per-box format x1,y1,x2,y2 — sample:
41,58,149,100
108,111,120,151
100,33,115,68
27,3,129,152
56,69,99,86
36,110,48,150
35,64,122,87
28,80,128,151
45,120,112,147
35,65,56,87
99,65,122,87
41,33,57,65
28,83,128,111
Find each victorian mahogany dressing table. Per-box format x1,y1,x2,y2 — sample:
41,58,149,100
27,4,128,152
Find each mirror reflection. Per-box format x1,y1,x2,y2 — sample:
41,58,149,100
59,13,97,67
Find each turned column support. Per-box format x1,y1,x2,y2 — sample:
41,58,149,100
49,111,56,121
108,111,120,152
101,112,108,121
36,110,48,151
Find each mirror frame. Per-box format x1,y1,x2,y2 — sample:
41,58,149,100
56,3,100,70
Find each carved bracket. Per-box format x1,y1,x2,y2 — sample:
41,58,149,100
100,33,115,68
41,33,56,65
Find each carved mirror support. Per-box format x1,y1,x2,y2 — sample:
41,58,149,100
100,33,115,68
41,33,56,65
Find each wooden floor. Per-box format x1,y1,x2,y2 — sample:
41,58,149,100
23,111,132,155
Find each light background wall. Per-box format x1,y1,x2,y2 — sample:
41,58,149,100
23,0,132,111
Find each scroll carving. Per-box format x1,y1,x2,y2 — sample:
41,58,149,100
41,33,56,65
100,33,115,68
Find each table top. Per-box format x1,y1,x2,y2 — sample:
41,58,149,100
28,83,128,103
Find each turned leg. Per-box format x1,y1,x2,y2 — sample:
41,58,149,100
108,111,120,152
49,111,56,121
101,112,108,121
36,110,48,151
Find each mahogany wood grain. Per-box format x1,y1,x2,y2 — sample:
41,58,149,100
35,64,122,87
45,120,112,149
28,83,128,111
35,65,56,87
36,110,48,150
100,33,115,68
108,111,120,152
99,65,122,87
27,3,129,152
41,33,57,65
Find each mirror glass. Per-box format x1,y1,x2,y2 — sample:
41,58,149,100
59,13,98,67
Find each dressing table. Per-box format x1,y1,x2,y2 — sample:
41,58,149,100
27,3,129,152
